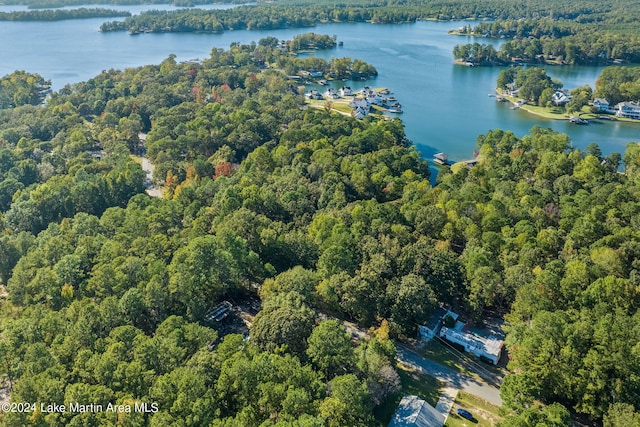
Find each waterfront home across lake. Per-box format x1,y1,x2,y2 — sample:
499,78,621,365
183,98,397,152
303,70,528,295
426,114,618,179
339,86,353,96
323,88,340,99
593,98,613,113
615,101,640,119
552,91,571,106
353,107,367,119
589,99,640,119
304,89,323,100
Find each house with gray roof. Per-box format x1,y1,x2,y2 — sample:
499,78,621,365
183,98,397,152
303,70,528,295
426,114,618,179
615,101,640,119
593,98,613,113
388,395,444,427
418,307,458,342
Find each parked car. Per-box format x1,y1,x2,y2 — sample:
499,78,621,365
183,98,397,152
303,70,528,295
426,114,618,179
457,408,474,420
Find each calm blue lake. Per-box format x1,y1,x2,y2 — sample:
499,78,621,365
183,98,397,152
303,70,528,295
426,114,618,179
0,13,638,166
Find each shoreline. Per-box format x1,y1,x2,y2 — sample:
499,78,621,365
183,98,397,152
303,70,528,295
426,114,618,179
498,91,640,124
499,92,568,120
304,86,400,119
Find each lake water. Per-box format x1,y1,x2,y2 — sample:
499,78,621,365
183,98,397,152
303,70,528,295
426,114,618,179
0,14,638,166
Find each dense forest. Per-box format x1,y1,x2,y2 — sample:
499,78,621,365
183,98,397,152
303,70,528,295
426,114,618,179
0,71,51,109
1,30,640,427
495,67,563,104
7,0,640,19
452,8,640,65
453,24,640,65
0,8,130,21
1,0,247,10
97,0,640,68
0,37,415,427
97,0,640,37
595,66,640,104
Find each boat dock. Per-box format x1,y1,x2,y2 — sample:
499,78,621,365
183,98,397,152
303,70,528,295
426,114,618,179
433,152,449,166
569,116,588,124
463,157,478,167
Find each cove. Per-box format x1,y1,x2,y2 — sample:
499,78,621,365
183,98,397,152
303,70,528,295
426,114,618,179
0,15,638,167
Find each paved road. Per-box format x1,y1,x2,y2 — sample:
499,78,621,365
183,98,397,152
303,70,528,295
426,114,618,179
339,319,503,408
397,346,503,407
141,156,163,198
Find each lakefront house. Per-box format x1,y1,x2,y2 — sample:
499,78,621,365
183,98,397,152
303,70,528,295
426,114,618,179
615,101,640,119
552,91,571,106
593,98,613,113
592,98,640,118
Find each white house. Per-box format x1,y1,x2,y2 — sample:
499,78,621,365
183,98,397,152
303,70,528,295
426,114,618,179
339,86,353,97
615,101,640,119
323,88,340,99
357,86,378,97
418,308,458,342
304,90,323,100
593,98,612,113
349,97,370,110
366,95,385,106
353,107,367,120
439,325,504,365
551,91,571,106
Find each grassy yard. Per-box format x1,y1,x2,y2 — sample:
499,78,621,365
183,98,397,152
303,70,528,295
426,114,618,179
498,95,640,124
420,339,492,379
374,361,444,425
499,93,568,120
445,391,503,427
422,339,467,372
307,98,353,116
305,94,392,119
517,103,568,120
420,339,505,382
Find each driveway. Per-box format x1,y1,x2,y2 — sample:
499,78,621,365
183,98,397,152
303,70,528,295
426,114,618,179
397,346,503,407
141,156,163,198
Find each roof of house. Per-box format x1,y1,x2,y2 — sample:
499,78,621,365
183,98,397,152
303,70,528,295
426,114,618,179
388,395,444,427
484,336,504,358
423,306,449,332
594,98,609,105
616,101,640,109
552,91,571,103
443,325,503,359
